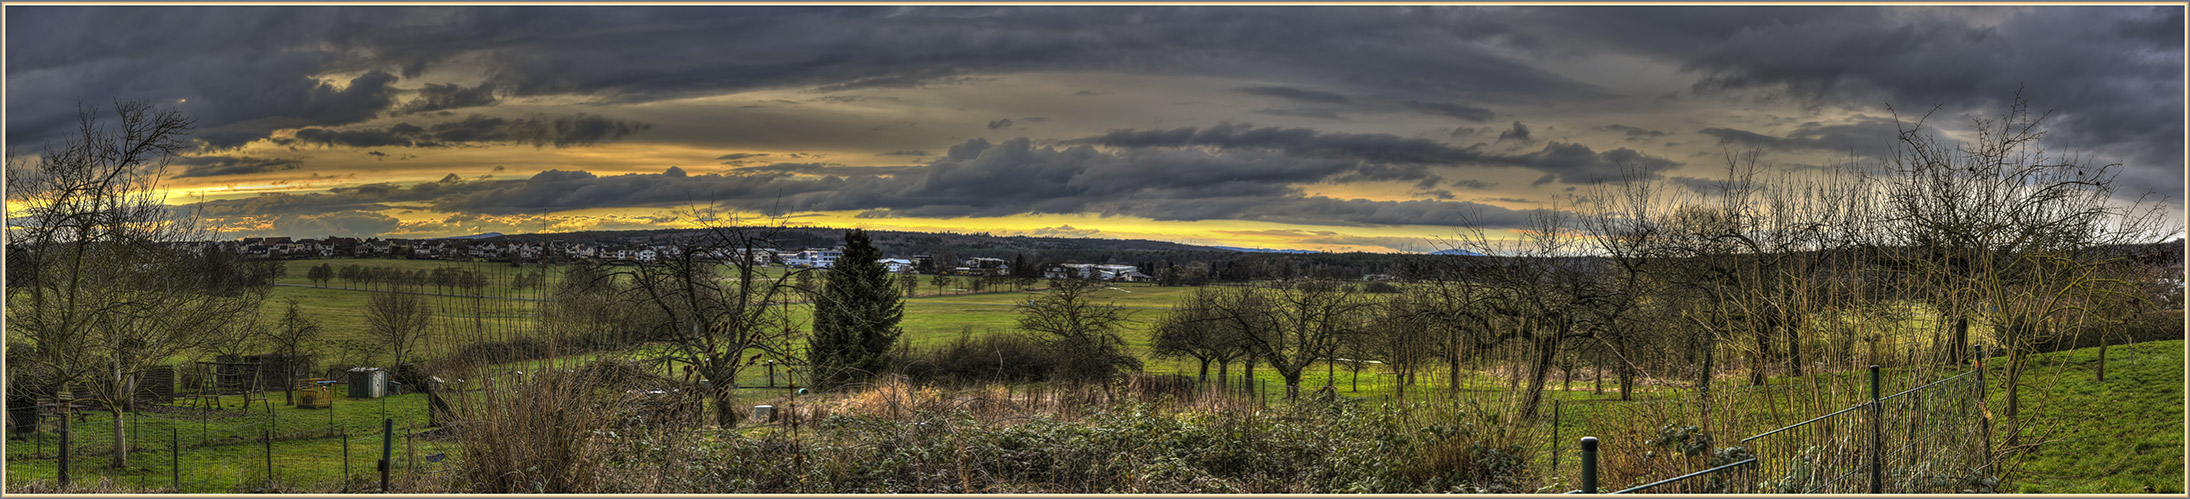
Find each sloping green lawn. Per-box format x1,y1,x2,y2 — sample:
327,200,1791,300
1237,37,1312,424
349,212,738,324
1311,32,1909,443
2000,339,2183,493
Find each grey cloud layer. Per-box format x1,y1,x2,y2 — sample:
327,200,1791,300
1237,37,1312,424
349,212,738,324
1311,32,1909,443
1697,116,1898,156
284,114,650,149
172,155,305,178
183,134,1550,229
1506,6,2182,194
8,6,1617,149
13,5,2176,230
1073,123,1680,185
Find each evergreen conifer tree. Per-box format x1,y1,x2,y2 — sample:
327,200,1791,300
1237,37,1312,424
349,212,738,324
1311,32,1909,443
808,229,905,389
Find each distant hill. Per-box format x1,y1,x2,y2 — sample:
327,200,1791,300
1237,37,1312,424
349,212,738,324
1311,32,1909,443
495,226,1240,262
434,232,506,240
1428,248,1485,256
1214,246,1321,254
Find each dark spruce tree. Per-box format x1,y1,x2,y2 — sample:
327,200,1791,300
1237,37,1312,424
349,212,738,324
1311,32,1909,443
809,229,905,390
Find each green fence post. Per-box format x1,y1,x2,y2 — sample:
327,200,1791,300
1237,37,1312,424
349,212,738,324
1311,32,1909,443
1974,346,1992,480
264,428,275,489
1552,400,1564,475
379,418,393,493
1581,436,1599,494
59,400,71,489
343,429,353,493
171,428,181,492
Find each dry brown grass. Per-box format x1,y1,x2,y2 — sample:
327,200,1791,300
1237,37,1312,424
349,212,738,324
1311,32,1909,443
4,476,172,494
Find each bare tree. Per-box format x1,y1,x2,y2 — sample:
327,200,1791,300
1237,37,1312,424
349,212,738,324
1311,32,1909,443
262,298,325,405
1360,292,1439,399
1151,289,1245,383
365,289,435,370
540,261,638,348
1017,278,1140,382
1873,97,2173,440
1196,279,1372,401
1578,165,1676,400
1445,206,1608,418
620,218,811,427
5,100,267,467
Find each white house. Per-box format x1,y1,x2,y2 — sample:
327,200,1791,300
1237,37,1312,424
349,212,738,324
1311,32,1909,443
1046,263,1150,282
879,258,914,273
785,249,843,268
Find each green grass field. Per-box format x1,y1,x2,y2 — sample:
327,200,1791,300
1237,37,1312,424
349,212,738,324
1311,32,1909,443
1997,339,2183,493
8,257,2180,493
4,388,452,493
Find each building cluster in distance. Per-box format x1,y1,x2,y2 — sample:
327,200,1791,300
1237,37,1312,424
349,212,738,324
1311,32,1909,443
186,235,1154,281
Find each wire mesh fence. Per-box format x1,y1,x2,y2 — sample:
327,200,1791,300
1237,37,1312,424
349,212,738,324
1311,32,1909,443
1556,366,1991,494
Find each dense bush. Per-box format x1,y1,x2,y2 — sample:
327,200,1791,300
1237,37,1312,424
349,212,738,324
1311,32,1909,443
2041,310,2184,353
584,396,1535,493
443,360,672,493
1362,281,1402,294
898,330,1059,383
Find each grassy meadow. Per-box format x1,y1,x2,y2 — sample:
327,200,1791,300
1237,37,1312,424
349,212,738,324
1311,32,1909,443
6,257,2180,493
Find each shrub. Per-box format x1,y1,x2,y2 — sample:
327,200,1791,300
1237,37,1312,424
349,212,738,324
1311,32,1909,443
899,329,1059,384
446,359,667,493
576,383,1536,494
2041,310,2184,353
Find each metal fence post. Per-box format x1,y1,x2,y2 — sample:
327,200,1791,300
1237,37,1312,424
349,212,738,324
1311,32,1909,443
1552,400,1564,475
59,401,72,488
343,429,352,493
1869,365,1882,494
379,418,393,493
1974,345,1992,479
1581,436,1599,494
170,429,181,492
263,428,275,488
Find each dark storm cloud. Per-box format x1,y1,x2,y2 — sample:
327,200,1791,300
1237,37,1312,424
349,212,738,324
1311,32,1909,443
731,163,927,176
1669,176,1729,197
1502,6,2182,195
1697,116,1896,155
1252,108,1348,120
8,6,1620,149
8,63,403,148
1073,122,1679,185
1595,124,1665,141
1406,101,1496,122
184,192,390,218
171,155,305,178
395,82,499,115
273,210,405,238
288,114,649,149
338,136,1549,228
987,119,1015,130
1496,121,1533,143
1234,86,1353,104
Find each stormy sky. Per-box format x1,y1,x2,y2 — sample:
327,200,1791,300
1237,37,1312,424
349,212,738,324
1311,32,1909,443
6,5,2182,252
